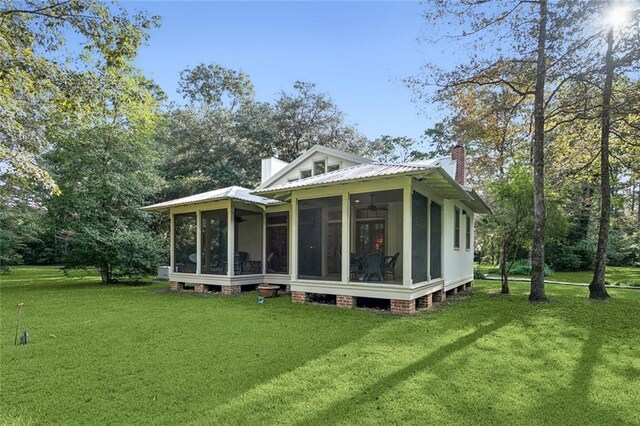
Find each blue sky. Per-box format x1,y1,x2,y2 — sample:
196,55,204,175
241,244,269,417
123,1,443,142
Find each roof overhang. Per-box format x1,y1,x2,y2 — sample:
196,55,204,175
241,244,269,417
255,167,476,205
141,186,282,212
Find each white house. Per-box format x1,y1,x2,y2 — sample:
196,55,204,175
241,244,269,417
142,145,489,314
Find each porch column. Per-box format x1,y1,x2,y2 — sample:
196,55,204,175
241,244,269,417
290,194,298,281
227,201,235,277
402,181,412,287
341,192,349,284
262,210,267,274
170,212,175,272
196,210,202,275
321,206,328,277
427,199,432,282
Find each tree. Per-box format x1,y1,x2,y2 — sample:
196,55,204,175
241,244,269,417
409,1,610,302
0,0,159,193
365,135,417,163
273,81,368,161
160,63,261,199
483,166,535,294
45,53,165,283
590,4,640,299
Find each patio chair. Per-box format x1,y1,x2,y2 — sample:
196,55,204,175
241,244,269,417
235,251,248,273
382,252,400,280
361,252,383,281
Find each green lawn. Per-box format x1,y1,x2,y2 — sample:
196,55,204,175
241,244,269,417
1,266,640,425
477,264,640,285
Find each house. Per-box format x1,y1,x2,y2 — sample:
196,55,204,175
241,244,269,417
142,144,490,314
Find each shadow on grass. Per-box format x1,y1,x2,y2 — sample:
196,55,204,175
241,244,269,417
300,316,514,425
525,327,627,424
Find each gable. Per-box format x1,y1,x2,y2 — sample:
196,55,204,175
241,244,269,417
256,145,371,190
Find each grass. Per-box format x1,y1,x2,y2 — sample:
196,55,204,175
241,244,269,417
477,264,640,286
1,266,640,425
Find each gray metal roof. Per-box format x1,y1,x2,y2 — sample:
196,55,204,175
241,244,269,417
255,144,372,190
141,186,281,212
254,162,444,194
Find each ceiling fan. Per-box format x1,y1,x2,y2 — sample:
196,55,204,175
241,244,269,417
365,194,387,212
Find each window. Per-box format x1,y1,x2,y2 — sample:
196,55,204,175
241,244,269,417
313,160,326,175
327,164,340,172
454,206,460,249
466,215,471,250
300,169,311,179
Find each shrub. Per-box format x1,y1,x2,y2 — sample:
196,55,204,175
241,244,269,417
546,240,594,271
473,268,486,279
486,260,552,277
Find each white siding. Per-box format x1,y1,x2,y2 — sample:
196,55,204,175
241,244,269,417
442,200,474,289
270,152,360,187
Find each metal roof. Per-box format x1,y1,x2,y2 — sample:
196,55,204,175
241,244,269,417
255,144,372,190
254,161,444,194
141,186,281,212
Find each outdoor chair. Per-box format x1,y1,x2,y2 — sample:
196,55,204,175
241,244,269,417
382,252,400,280
361,252,383,281
235,251,248,273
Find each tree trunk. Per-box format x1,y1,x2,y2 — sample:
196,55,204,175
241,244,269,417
500,241,509,294
637,181,640,225
100,262,111,284
530,0,548,303
589,24,614,300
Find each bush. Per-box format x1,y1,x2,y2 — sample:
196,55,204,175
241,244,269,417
509,259,553,276
473,268,486,279
486,260,552,277
546,240,594,271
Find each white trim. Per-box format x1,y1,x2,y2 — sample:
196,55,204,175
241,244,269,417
196,210,202,274
256,145,372,190
402,182,412,287
444,275,473,291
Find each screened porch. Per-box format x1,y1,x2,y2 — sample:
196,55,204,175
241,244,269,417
294,186,442,287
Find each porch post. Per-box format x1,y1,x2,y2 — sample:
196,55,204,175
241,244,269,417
290,194,298,281
321,205,328,277
427,199,431,282
402,180,412,287
196,209,202,275
262,210,267,274
341,192,349,284
170,212,175,272
227,201,235,277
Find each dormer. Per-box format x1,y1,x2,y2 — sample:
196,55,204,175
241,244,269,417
256,145,372,190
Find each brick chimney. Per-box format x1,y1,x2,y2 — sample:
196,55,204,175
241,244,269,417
451,145,466,185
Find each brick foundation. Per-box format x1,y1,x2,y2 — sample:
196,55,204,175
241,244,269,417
433,290,446,303
169,281,184,291
466,281,473,289
390,299,416,315
291,291,309,304
336,295,355,308
221,286,241,295
194,284,206,293
416,293,433,310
